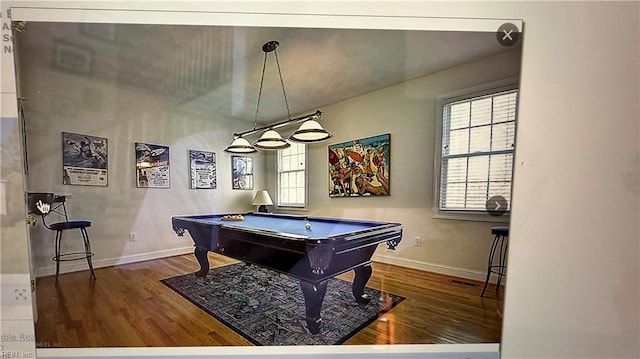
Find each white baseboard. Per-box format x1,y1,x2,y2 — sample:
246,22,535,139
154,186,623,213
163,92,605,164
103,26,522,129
373,253,505,284
35,247,503,285
34,246,194,278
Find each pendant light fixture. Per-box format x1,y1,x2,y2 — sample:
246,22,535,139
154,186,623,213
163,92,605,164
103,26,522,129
224,40,332,154
224,137,257,154
290,119,333,142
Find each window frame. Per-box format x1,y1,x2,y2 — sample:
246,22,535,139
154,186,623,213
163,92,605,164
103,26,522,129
433,78,519,222
275,142,309,210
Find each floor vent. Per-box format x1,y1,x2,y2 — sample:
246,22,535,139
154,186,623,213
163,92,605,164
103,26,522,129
451,279,478,287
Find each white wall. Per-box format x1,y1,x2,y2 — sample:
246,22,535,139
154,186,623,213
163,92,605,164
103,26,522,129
498,3,639,358
270,49,520,279
19,65,265,275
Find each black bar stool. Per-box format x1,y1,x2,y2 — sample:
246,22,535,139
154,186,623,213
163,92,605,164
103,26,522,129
480,226,509,297
27,192,96,284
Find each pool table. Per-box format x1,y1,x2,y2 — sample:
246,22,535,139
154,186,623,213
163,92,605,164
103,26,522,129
171,212,402,334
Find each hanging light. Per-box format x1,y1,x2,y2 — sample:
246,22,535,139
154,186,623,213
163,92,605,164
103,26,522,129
224,40,332,153
254,130,291,150
290,119,333,142
223,137,257,154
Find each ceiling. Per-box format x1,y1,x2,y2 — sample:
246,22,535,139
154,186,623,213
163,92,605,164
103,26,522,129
15,22,519,124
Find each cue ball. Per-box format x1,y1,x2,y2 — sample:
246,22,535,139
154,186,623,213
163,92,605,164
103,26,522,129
305,223,312,230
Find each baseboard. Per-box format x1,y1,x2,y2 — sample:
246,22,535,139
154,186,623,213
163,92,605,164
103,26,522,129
34,246,194,278
35,247,503,285
373,253,505,284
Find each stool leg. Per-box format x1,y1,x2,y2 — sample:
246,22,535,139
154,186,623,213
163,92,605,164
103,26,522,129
54,230,62,285
80,227,96,280
496,236,509,296
480,234,500,297
495,235,503,294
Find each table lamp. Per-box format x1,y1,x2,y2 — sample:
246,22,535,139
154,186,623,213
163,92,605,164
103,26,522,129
252,190,274,213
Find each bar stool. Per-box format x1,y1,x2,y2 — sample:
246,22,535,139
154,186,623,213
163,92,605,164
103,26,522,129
27,192,96,284
480,226,509,297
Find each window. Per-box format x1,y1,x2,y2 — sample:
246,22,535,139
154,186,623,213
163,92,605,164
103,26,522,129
437,88,518,214
277,142,307,208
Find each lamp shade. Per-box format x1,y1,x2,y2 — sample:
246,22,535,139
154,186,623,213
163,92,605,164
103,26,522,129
252,190,274,213
289,120,333,142
252,190,274,206
224,137,257,154
254,130,291,150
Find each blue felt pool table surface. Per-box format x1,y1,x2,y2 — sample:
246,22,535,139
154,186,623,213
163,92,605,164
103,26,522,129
185,213,381,239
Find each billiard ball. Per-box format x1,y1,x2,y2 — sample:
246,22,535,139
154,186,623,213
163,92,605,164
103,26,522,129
305,222,312,230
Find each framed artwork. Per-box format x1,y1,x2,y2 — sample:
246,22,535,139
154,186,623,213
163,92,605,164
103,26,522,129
328,133,390,197
81,23,117,44
231,155,253,190
189,150,217,189
135,142,170,188
62,132,108,186
51,40,94,76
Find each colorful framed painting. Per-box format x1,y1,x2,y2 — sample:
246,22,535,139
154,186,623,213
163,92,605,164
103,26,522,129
328,133,390,197
231,155,253,190
62,132,108,186
189,150,217,189
135,142,170,188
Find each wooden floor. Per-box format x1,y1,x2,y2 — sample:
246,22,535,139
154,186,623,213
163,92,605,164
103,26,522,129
34,253,504,347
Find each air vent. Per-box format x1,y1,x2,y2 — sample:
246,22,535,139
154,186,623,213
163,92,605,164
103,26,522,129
451,279,478,287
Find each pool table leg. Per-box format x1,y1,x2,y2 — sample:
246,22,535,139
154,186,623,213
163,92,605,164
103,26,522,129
300,279,328,334
352,264,373,303
193,247,210,277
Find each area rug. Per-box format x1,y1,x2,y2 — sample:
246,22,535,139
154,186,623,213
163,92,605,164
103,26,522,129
161,263,404,346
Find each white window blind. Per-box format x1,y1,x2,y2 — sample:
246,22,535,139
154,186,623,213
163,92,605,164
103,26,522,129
439,89,518,212
277,142,307,208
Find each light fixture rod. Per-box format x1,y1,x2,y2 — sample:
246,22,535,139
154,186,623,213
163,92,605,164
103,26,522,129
233,110,322,138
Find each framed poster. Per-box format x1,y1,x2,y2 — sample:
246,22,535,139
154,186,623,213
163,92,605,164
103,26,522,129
231,155,253,190
189,150,216,189
135,142,170,188
328,133,390,197
62,132,108,186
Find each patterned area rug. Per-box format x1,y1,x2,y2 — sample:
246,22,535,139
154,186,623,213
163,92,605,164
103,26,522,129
161,263,404,346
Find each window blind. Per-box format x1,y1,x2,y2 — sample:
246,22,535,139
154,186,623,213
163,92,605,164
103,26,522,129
440,89,518,212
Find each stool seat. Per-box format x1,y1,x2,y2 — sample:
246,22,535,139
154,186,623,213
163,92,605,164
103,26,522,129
49,221,92,231
491,226,509,236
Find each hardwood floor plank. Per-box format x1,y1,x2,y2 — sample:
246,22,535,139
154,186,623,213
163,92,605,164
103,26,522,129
34,253,504,347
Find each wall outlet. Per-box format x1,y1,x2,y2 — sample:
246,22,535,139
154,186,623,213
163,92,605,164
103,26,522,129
414,236,422,246
129,233,136,242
